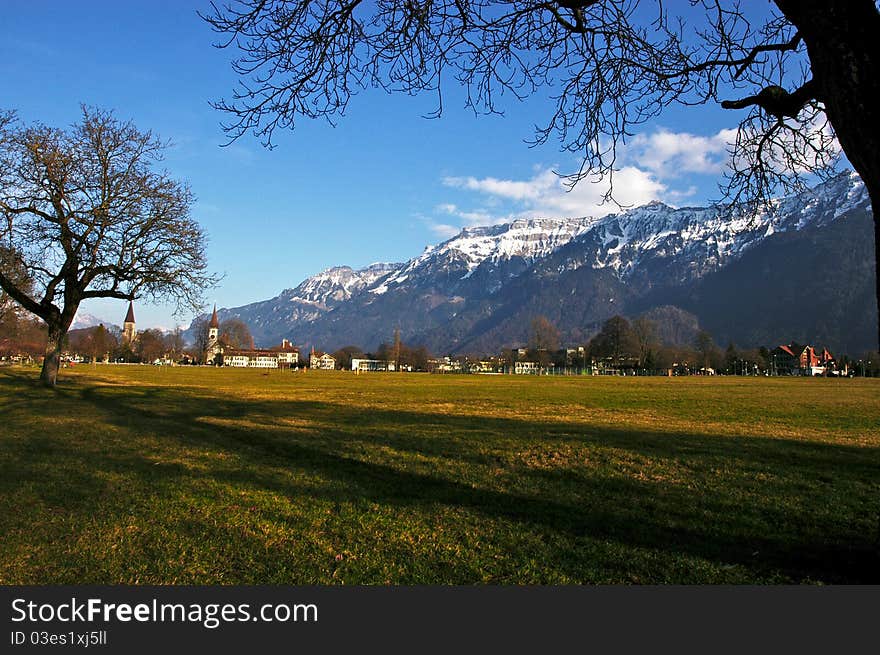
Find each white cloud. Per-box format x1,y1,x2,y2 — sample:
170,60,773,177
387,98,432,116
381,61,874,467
428,222,462,238
432,201,516,231
440,165,665,223
628,128,737,178
443,170,557,201
429,127,739,235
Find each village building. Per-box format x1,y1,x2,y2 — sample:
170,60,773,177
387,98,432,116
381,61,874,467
428,356,459,373
218,342,300,368
204,305,299,368
772,343,835,376
219,339,300,369
465,359,498,373
351,358,396,372
514,361,539,375
310,351,337,370
273,339,300,368
222,349,280,368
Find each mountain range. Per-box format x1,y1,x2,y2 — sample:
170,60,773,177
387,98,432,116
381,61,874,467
190,172,877,355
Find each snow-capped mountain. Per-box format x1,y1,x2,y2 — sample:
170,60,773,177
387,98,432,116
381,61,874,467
190,171,876,353
191,262,401,346
369,217,598,296
547,170,869,292
295,262,401,305
70,312,116,330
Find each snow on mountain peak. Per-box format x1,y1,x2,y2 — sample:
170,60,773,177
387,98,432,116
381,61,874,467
71,312,115,330
577,170,869,278
283,261,403,307
373,216,599,292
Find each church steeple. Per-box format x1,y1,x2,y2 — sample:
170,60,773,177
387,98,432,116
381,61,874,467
122,301,137,346
206,304,220,362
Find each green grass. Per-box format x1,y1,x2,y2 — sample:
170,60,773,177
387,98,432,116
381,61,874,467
1,365,878,584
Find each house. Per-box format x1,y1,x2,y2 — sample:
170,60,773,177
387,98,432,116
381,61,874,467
270,339,300,368
310,351,337,370
772,343,835,376
514,361,539,375
428,356,460,373
466,360,498,374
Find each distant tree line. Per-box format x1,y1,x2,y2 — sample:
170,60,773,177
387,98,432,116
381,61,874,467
65,324,190,365
506,314,880,376
330,332,433,372
4,308,880,376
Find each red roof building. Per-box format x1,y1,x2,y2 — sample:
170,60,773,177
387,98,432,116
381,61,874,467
772,343,835,375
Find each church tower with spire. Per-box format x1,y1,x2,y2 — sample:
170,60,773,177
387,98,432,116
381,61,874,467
208,304,219,344
205,304,221,363
122,301,137,347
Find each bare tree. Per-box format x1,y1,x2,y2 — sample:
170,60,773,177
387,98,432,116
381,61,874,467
529,315,560,352
332,344,364,370
0,312,46,360
165,325,186,362
694,329,718,370
589,315,638,362
528,315,560,368
67,324,117,362
0,107,216,386
203,0,880,347
393,327,402,371
190,316,211,363
631,316,658,367
91,324,115,362
136,328,167,363
219,318,255,350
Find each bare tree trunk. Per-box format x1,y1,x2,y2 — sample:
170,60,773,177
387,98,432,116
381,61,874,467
777,0,880,350
873,204,880,548
40,321,64,387
818,48,880,354
868,187,880,355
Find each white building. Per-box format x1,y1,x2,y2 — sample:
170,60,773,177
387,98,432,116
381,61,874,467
351,358,396,372
221,339,299,369
514,361,539,375
274,339,300,367
310,352,337,370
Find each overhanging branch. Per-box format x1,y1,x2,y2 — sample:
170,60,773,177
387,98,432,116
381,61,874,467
721,79,817,120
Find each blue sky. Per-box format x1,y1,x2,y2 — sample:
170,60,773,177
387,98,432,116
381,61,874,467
3,0,751,330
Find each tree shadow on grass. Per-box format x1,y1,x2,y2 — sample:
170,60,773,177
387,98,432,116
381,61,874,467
2,371,878,583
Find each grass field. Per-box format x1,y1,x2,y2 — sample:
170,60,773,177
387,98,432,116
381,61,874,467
1,365,878,584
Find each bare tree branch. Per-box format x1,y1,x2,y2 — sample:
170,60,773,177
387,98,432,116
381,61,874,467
200,0,836,205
